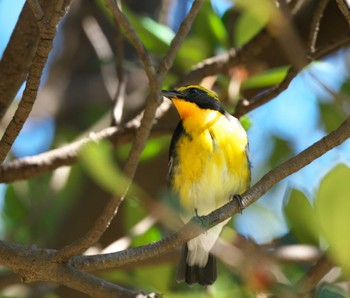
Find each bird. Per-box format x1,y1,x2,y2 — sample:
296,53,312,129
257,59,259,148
162,85,250,286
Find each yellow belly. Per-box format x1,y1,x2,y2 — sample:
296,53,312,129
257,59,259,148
171,114,250,221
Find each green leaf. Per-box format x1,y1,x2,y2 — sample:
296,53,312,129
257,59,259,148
193,1,228,47
176,37,211,71
122,8,173,55
132,226,161,248
80,140,129,196
269,137,293,168
315,164,350,272
116,136,170,162
319,103,346,133
239,115,252,131
241,66,290,90
316,283,348,298
134,263,173,292
284,189,319,245
96,1,173,55
234,0,271,46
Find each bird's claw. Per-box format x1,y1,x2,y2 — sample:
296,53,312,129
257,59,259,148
229,194,244,214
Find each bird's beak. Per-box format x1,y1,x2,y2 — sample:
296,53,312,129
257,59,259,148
161,89,181,100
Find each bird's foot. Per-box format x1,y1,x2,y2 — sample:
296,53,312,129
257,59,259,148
229,194,244,214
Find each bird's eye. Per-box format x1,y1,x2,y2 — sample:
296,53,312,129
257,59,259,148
188,88,199,95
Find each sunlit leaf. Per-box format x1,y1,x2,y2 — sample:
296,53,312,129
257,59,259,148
123,198,148,231
234,0,271,46
193,1,228,47
134,264,173,292
96,0,173,54
315,164,350,273
176,37,211,71
241,66,290,90
80,140,129,196
116,136,170,162
132,226,161,248
284,189,319,245
239,115,252,131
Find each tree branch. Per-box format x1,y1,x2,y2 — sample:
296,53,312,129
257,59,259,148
51,0,204,264
104,0,157,89
1,11,349,183
308,0,331,53
0,123,172,184
176,29,271,86
71,117,350,272
0,3,39,120
296,254,334,296
53,196,123,262
336,0,350,25
234,67,297,118
123,0,204,180
0,240,156,298
0,1,72,164
156,0,205,77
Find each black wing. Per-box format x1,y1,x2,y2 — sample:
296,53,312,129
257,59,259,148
168,121,185,182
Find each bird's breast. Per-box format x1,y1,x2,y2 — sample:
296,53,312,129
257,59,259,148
170,115,249,221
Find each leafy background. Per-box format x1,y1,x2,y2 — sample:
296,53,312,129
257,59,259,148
0,0,350,297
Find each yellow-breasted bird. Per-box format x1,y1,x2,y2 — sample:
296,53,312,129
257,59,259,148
162,85,250,286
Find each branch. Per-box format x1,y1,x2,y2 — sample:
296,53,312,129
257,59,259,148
296,254,334,296
336,0,350,25
1,15,350,183
0,3,39,120
104,0,157,89
234,67,297,118
52,0,204,263
156,0,205,77
123,0,204,180
0,1,72,164
308,0,331,53
71,117,350,272
0,110,173,184
54,196,124,262
176,29,271,86
0,240,155,298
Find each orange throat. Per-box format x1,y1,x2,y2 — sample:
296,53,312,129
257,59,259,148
172,98,202,120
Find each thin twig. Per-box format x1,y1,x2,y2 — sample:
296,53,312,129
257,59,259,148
308,0,331,54
104,0,157,89
123,0,204,180
1,28,349,183
176,29,271,86
72,117,350,272
336,0,350,25
157,0,204,77
234,67,297,118
82,16,117,100
53,0,204,263
312,33,350,59
54,196,124,262
112,13,126,125
0,109,173,183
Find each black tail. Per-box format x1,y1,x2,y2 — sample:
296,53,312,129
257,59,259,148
176,245,217,286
